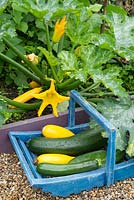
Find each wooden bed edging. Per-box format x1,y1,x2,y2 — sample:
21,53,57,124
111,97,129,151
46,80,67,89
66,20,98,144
0,108,89,153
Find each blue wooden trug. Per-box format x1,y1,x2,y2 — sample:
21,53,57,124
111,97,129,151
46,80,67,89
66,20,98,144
8,90,134,197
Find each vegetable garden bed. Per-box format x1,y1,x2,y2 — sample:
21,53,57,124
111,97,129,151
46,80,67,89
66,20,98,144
0,107,88,153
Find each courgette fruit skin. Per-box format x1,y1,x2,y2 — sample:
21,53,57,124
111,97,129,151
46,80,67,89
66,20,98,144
27,127,107,156
36,153,75,164
36,160,98,176
69,150,125,166
69,150,106,164
42,124,75,138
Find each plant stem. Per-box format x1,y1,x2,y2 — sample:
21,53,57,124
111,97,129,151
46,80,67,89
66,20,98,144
80,91,114,97
8,108,26,113
87,101,98,108
50,36,64,83
100,0,109,33
50,65,60,83
61,80,81,91
0,95,41,110
71,44,76,52
0,52,41,84
3,37,45,82
81,82,100,93
57,35,64,53
43,19,51,52
57,78,76,89
89,98,104,103
82,91,134,97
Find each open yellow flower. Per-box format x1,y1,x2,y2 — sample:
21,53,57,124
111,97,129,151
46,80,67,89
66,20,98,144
52,16,67,43
33,79,70,117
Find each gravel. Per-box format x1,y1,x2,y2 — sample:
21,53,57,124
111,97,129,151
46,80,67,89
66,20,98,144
0,153,134,200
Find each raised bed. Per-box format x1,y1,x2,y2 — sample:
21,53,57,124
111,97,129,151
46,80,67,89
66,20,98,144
1,90,134,197
0,107,88,153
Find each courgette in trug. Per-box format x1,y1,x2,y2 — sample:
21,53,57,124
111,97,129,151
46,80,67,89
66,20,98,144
27,127,107,155
69,149,125,166
69,150,106,165
42,124,75,138
36,150,125,177
36,160,99,176
36,153,75,164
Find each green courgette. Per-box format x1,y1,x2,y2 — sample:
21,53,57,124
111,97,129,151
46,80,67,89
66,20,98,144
69,150,125,166
36,160,99,176
27,127,107,156
69,150,106,164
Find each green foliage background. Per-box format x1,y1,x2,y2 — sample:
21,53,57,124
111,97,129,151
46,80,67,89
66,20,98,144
0,0,134,157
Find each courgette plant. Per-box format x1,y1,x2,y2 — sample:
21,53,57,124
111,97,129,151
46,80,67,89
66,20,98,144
0,0,134,157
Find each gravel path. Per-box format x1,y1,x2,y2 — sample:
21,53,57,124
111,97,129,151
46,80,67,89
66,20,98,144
0,153,134,200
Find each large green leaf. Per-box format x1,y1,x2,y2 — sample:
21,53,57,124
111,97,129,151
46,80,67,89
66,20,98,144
106,5,134,60
79,45,114,68
97,98,134,157
12,0,60,19
92,64,127,97
0,100,12,127
92,33,116,50
58,50,87,82
78,45,127,97
106,4,127,22
12,0,84,21
112,14,134,49
0,0,8,14
126,133,134,157
0,13,16,39
63,0,89,8
66,11,102,45
57,100,69,113
58,51,78,71
14,70,29,87
89,4,102,12
59,45,127,97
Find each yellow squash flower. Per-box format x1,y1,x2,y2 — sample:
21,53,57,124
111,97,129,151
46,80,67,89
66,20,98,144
52,16,67,43
25,53,39,64
33,79,70,117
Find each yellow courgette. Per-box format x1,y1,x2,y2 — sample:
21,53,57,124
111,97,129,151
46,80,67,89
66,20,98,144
13,87,42,103
42,124,75,138
36,153,75,164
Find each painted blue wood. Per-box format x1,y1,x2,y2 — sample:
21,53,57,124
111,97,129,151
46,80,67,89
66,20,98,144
70,90,116,185
67,123,89,133
18,139,42,179
68,96,75,127
9,131,42,141
40,168,106,197
105,130,116,185
114,159,134,181
8,90,134,197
